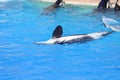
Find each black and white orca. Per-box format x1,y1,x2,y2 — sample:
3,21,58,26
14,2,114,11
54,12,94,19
115,0,120,12
97,0,110,9
34,17,120,45
41,0,65,15
96,0,110,12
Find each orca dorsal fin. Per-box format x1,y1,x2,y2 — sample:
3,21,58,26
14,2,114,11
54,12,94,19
52,25,63,39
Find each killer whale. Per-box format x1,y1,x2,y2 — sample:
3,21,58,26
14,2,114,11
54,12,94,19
95,0,120,13
97,0,110,9
34,17,120,45
34,26,113,44
115,0,120,12
94,0,110,13
41,0,65,15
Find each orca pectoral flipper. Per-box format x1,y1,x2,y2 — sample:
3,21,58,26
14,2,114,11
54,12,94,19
52,25,63,39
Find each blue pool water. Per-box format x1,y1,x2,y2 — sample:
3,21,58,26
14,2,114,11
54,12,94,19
0,1,120,80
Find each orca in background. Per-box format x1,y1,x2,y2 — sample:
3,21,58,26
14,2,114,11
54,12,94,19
34,17,120,45
41,0,65,15
98,0,109,8
96,0,110,12
115,0,120,12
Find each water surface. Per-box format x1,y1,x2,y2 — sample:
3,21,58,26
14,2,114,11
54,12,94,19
0,1,120,80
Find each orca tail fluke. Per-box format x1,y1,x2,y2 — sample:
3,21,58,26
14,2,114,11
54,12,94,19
102,31,114,36
102,16,120,32
52,25,63,39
